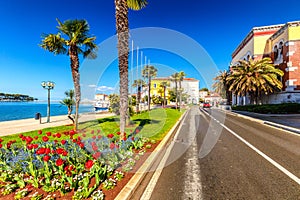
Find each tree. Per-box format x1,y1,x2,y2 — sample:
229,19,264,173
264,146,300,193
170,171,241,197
177,71,186,110
227,57,284,104
115,0,147,136
40,19,97,131
213,70,230,104
142,65,158,111
60,89,75,124
108,94,121,115
171,72,179,109
132,79,146,112
159,81,170,108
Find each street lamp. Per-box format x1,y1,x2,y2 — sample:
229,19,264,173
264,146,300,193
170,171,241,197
41,81,55,123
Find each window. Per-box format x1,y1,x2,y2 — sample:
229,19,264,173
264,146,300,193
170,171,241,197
274,45,278,60
153,84,156,88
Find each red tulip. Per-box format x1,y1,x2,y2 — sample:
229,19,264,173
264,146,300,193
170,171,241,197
56,148,64,155
93,152,101,159
34,136,38,140
92,136,96,140
107,133,114,138
116,131,121,135
85,160,94,169
45,148,51,154
110,143,115,149
98,135,102,139
42,136,49,142
82,133,86,137
62,151,68,156
27,144,33,150
56,133,61,138
46,132,52,136
78,142,85,149
38,130,42,134
91,130,94,134
0,144,2,148
43,155,51,162
92,145,98,151
61,140,66,145
33,144,39,149
56,158,64,166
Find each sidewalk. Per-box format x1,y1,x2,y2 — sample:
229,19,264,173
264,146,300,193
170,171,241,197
0,112,114,136
227,109,300,134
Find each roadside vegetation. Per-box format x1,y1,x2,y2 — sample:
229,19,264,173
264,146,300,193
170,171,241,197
232,103,300,114
0,108,183,199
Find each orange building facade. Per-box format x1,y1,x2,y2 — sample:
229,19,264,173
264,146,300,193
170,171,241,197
231,21,300,105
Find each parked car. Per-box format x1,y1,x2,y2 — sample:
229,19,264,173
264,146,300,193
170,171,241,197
203,102,210,108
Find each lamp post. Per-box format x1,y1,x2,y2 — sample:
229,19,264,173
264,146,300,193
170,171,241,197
41,81,55,123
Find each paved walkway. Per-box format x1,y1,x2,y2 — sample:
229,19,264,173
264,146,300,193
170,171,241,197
0,112,114,136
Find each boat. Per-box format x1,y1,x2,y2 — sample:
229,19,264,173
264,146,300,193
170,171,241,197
94,100,109,112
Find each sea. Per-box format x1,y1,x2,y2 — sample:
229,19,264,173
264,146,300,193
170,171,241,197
0,102,95,122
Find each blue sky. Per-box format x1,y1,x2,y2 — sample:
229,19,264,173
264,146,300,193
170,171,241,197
0,0,299,100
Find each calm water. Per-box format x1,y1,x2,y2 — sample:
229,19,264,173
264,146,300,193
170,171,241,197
0,102,95,122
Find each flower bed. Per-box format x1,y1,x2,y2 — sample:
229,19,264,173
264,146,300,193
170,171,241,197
0,129,158,200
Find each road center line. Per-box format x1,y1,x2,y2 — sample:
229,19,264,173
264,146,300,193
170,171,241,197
202,110,300,186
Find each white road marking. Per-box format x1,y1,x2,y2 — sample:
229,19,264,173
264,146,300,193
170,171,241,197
202,110,300,186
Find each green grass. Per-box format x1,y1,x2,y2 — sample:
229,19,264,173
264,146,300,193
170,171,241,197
1,108,184,144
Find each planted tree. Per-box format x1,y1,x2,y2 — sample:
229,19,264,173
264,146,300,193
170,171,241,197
142,65,158,111
40,19,97,131
132,79,146,112
115,0,147,136
159,81,170,108
213,70,231,104
60,89,75,124
177,71,186,110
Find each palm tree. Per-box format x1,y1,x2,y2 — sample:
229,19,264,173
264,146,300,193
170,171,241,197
160,81,170,108
177,71,186,110
132,79,146,112
60,89,75,124
227,57,283,104
115,0,147,136
142,65,158,111
213,70,230,104
40,19,97,131
171,72,179,109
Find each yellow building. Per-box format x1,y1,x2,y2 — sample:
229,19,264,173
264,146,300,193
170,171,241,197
231,21,300,105
150,77,171,104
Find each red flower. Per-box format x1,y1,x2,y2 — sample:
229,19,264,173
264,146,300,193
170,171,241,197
36,148,45,155
6,143,11,149
46,132,52,136
116,131,121,135
92,145,98,151
92,136,96,140
62,151,68,156
97,129,101,133
51,150,56,154
42,136,49,142
69,130,76,136
82,133,86,137
54,140,58,144
43,155,51,162
56,148,64,155
136,129,140,133
131,137,135,141
27,144,33,150
110,143,115,149
25,136,33,144
77,136,81,141
56,133,61,138
61,140,66,145
0,144,2,148
85,160,94,169
107,133,114,138
123,136,127,141
21,136,26,141
56,158,64,166
98,135,102,139
33,144,39,149
34,136,38,140
78,142,85,149
45,148,51,154
91,130,94,134
19,134,23,138
38,130,42,135
93,152,101,159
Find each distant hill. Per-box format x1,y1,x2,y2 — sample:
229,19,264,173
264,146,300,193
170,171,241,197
0,93,37,102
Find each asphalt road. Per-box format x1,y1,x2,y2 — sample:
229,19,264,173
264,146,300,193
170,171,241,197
133,106,300,200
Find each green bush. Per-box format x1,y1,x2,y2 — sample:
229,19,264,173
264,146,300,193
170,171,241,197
232,103,300,114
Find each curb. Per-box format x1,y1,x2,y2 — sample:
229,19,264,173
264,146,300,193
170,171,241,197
222,109,300,135
115,109,189,200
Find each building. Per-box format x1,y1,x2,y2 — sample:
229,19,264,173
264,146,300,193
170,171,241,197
231,21,300,105
199,90,208,102
204,93,222,107
150,77,199,105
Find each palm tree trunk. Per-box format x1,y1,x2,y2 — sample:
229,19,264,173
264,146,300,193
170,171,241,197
163,87,166,108
175,81,178,109
137,86,141,112
148,77,151,111
115,0,129,136
179,81,182,110
69,45,80,131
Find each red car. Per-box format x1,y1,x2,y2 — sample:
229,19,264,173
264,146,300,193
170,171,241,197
203,102,210,108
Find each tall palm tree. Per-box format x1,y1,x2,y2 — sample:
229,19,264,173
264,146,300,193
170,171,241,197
142,65,158,111
171,72,179,109
115,0,147,135
160,81,170,108
213,70,231,104
40,19,97,131
132,79,146,112
60,89,75,124
177,71,186,110
227,57,283,104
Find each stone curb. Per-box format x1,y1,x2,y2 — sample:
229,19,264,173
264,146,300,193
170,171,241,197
115,109,189,200
223,109,300,135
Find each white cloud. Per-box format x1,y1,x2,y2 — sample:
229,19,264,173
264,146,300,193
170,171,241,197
96,86,115,92
88,84,97,88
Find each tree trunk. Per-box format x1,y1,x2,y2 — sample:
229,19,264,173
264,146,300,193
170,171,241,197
175,81,178,109
69,45,80,131
179,81,182,111
163,87,166,108
148,77,151,111
115,0,129,136
137,86,141,112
